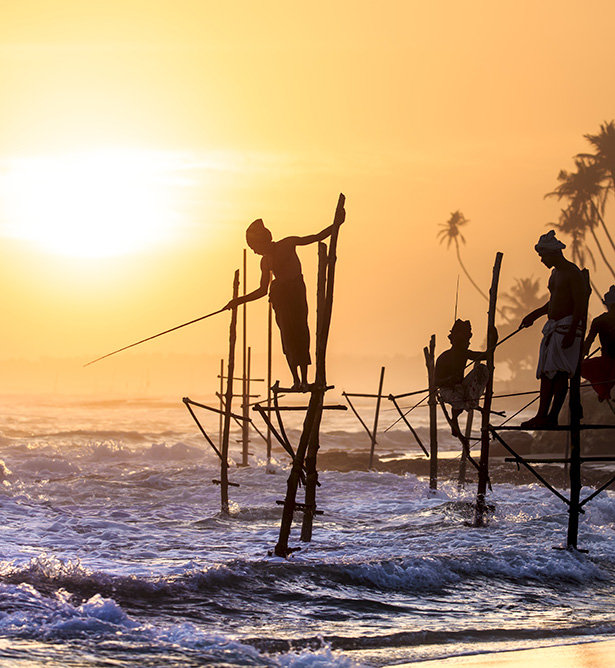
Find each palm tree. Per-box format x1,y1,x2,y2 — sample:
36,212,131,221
498,276,547,387
551,207,598,277
500,276,548,324
583,120,615,193
437,210,488,302
546,158,615,278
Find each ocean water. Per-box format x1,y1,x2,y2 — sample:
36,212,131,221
0,393,614,667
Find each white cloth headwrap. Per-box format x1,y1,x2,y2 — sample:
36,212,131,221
535,230,566,253
604,285,615,306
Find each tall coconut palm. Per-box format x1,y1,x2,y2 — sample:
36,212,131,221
437,210,488,302
552,207,603,302
551,206,596,268
498,276,547,387
500,276,548,324
583,120,615,193
546,158,615,278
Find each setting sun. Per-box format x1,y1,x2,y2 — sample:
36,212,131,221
2,149,181,257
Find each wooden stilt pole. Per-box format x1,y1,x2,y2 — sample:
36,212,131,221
218,358,224,448
458,409,473,489
266,301,273,467
220,270,240,514
300,241,329,543
241,249,249,467
368,367,386,469
275,193,345,556
567,268,590,549
424,335,438,491
474,252,503,527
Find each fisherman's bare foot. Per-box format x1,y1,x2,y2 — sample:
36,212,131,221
519,415,557,429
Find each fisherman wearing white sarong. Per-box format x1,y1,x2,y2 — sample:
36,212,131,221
536,316,583,379
519,231,588,429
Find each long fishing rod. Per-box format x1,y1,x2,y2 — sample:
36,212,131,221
84,307,227,367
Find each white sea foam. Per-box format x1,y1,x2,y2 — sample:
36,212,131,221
0,395,613,667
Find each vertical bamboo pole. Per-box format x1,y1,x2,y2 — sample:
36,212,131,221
275,194,345,555
424,335,438,491
458,409,473,489
220,270,240,514
266,301,273,466
300,242,328,543
474,252,503,527
219,358,224,448
368,367,386,469
241,249,249,467
567,268,590,549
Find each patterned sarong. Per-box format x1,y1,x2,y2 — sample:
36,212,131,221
439,363,489,411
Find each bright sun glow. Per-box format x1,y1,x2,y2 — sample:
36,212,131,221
2,150,182,257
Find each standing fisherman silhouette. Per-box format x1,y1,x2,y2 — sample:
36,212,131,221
519,231,587,428
225,216,344,390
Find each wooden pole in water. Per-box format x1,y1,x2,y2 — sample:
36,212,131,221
275,193,345,556
474,252,503,527
266,301,273,466
241,249,250,467
368,367,386,469
567,268,590,549
220,270,240,514
300,241,329,543
458,409,473,489
424,335,438,491
219,358,224,448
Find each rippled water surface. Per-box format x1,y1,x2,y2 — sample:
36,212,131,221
0,394,614,667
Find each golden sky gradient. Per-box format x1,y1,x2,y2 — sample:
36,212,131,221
1,0,615,395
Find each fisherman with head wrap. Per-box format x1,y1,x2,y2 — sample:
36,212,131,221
225,214,344,390
435,319,492,437
581,285,615,401
519,230,589,428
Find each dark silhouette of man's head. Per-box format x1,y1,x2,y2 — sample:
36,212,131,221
246,219,273,255
449,319,472,347
535,230,565,268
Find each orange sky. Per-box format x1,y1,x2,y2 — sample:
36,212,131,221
1,0,615,395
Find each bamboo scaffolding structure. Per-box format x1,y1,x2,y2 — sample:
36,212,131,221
273,193,345,556
387,395,428,456
566,269,590,549
424,335,438,490
241,250,250,467
266,301,273,466
220,270,240,514
368,368,386,469
342,368,388,468
474,252,503,527
459,409,474,489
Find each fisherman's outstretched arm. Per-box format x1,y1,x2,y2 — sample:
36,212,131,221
289,213,346,247
224,261,271,310
521,303,549,328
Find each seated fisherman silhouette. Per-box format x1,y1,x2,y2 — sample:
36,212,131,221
225,216,343,390
581,285,615,402
435,319,490,437
519,231,588,428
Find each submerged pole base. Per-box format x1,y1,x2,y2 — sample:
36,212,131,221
271,544,302,558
